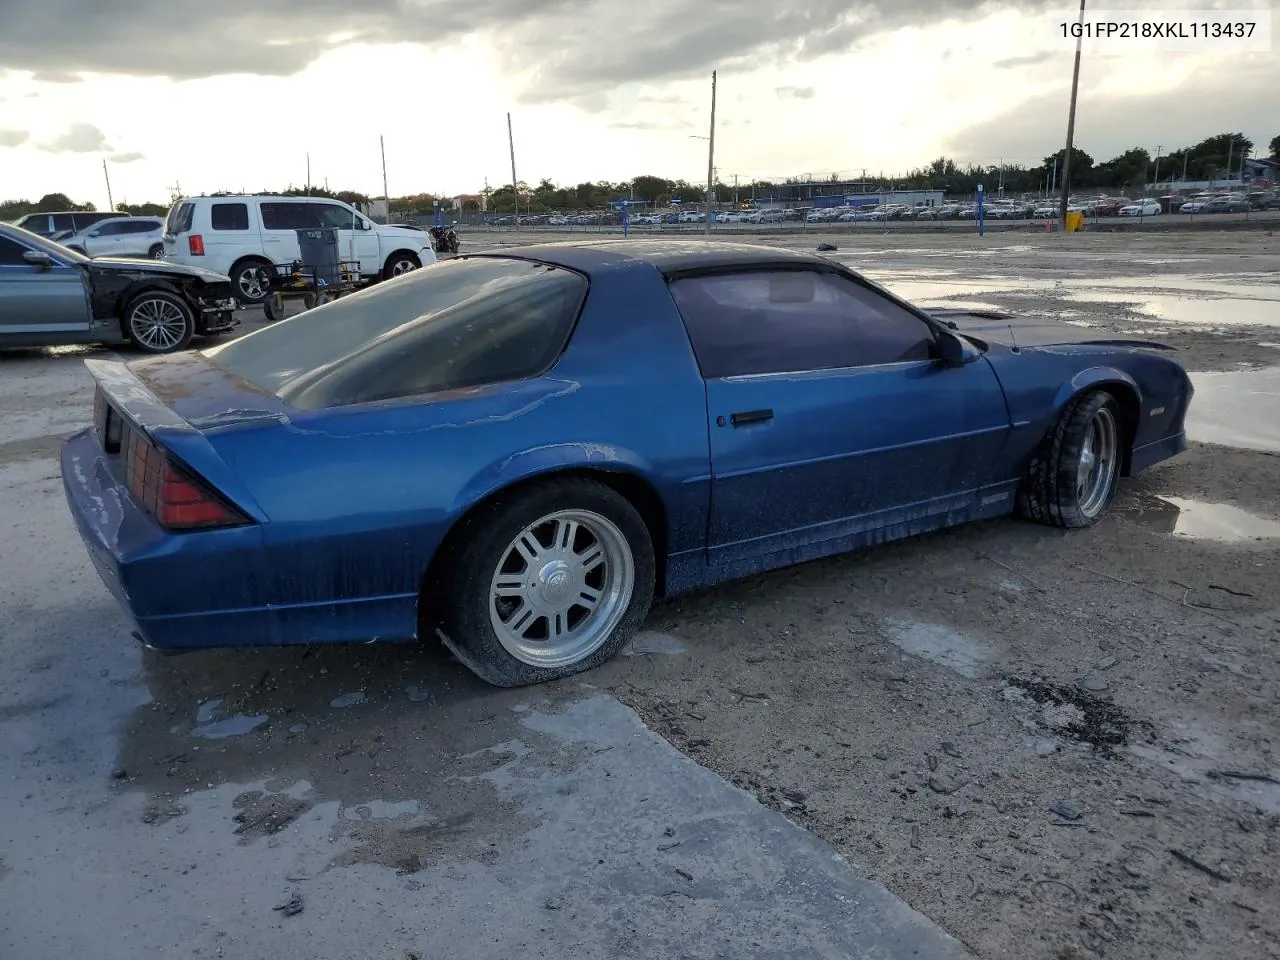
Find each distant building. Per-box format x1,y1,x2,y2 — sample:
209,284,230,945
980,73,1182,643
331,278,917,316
453,193,486,212
1243,157,1279,187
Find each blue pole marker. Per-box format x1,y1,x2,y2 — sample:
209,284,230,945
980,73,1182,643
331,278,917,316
976,184,985,237
433,201,444,229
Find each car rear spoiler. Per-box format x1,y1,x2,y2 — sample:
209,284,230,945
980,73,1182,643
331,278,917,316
83,358,269,522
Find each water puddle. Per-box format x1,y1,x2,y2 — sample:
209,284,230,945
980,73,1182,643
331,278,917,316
329,691,366,709
1187,367,1280,453
881,618,992,678
192,714,269,740
1070,291,1280,327
1122,494,1280,542
621,631,687,657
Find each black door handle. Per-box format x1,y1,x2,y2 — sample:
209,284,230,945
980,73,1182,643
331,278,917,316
730,409,773,426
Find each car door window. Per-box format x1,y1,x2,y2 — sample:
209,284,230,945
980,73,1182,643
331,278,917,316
670,270,937,378
124,221,159,234
310,203,360,230
260,202,320,230
0,236,32,266
94,221,127,236
52,214,77,235
210,203,249,230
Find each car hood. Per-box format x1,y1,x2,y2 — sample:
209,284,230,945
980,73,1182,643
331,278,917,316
925,307,1175,351
376,226,430,240
83,258,231,283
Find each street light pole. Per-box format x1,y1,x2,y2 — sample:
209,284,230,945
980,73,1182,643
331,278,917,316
1059,0,1086,229
705,70,717,236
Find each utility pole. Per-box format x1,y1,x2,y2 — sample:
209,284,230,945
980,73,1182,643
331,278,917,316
1152,145,1162,189
507,112,519,224
1050,156,1058,197
306,153,311,195
1226,137,1234,183
1059,0,1086,228
380,135,389,218
102,159,114,212
734,173,739,207
705,70,717,235
998,158,1004,197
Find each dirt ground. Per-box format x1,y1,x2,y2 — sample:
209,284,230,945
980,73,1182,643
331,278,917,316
3,227,1277,959
480,228,1280,958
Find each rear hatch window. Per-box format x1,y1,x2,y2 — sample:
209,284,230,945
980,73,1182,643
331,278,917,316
202,256,587,410
165,202,195,235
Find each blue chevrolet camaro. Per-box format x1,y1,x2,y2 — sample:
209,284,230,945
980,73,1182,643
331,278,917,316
62,240,1193,687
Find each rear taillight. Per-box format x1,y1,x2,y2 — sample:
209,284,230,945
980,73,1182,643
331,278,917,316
188,234,205,256
123,430,246,530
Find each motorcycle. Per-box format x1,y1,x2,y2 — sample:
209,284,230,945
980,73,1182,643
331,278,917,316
428,225,460,255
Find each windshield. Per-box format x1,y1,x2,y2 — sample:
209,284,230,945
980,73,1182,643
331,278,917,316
2,223,88,263
204,255,588,410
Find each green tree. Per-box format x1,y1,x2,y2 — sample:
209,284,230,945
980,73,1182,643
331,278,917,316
37,192,93,212
1269,134,1279,161
117,201,168,216
1094,147,1151,190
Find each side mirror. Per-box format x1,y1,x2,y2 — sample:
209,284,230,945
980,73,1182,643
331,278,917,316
23,250,53,270
934,330,981,366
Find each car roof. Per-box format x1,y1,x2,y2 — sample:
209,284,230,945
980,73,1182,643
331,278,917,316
472,239,830,277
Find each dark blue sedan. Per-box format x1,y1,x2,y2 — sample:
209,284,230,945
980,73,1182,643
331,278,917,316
62,241,1193,687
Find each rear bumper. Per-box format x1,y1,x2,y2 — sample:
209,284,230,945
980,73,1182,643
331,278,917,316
61,428,418,650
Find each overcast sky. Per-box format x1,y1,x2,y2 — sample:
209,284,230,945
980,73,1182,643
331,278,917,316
0,0,1275,206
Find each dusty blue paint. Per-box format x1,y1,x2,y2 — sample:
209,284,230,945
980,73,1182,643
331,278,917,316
61,241,1194,652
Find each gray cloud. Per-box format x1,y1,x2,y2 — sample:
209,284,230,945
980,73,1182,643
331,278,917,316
110,151,146,163
940,55,1279,166
31,70,82,83
992,51,1053,69
776,85,815,98
0,129,30,147
0,0,1062,98
40,122,111,152
610,120,694,130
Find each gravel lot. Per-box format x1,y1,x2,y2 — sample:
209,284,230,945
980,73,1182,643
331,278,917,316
1,228,1277,960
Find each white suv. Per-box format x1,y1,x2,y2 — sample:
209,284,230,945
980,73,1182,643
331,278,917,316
161,195,438,304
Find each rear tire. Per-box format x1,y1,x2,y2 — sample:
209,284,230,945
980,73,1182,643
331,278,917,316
382,251,421,280
229,258,272,305
432,478,655,687
149,244,164,260
1018,391,1123,529
124,290,195,354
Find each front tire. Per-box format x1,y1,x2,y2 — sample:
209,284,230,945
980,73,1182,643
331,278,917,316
433,478,655,687
1018,391,1123,528
124,290,195,354
382,251,421,280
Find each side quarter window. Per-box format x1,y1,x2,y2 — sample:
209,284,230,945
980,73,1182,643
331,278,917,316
669,270,937,378
0,236,32,266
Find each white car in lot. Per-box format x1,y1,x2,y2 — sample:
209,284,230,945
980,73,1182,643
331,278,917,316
1119,199,1161,216
62,216,165,260
161,194,438,304
1178,196,1213,214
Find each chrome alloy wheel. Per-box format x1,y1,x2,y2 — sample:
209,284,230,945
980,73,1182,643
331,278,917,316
488,509,634,668
1077,406,1119,519
129,297,188,351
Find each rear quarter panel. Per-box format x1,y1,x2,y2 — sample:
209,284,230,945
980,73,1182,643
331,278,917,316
204,259,711,610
